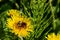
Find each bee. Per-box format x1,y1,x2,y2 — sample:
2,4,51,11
17,21,26,28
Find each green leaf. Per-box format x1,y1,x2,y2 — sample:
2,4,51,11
0,3,12,13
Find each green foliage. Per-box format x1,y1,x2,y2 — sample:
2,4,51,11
0,0,60,40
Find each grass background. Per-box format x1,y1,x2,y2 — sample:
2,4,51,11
0,0,60,40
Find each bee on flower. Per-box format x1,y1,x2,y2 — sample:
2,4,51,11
6,9,33,37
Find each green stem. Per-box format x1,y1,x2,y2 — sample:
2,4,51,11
49,0,56,30
15,3,19,9
19,36,23,40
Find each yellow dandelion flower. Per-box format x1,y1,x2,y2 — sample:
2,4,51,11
7,9,20,16
6,11,33,37
47,33,60,40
